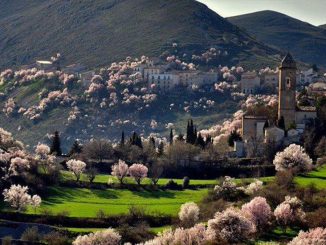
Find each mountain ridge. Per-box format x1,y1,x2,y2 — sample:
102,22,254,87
228,10,326,67
0,0,279,69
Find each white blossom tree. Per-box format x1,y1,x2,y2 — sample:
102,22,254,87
73,228,121,245
3,184,32,211
111,159,129,184
66,159,86,182
273,144,313,173
129,163,148,185
30,195,42,213
35,143,55,174
178,202,200,227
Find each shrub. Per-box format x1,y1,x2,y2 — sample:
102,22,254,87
96,209,107,219
182,176,190,189
43,231,70,245
1,236,12,245
178,202,199,228
165,179,182,190
21,226,40,243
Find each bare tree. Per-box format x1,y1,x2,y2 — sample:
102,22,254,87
83,140,113,163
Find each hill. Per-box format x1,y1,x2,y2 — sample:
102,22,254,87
228,10,326,67
0,0,279,69
319,24,326,29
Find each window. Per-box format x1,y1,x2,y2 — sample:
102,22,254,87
286,77,291,88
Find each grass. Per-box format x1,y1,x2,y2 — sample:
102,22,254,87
26,187,208,218
60,170,218,186
295,165,326,189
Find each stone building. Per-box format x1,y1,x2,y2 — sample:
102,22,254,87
241,53,317,144
239,71,261,94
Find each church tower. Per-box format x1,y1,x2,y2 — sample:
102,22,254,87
278,53,297,129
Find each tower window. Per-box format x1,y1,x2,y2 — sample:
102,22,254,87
286,77,291,88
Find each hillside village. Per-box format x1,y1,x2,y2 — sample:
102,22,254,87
2,0,326,244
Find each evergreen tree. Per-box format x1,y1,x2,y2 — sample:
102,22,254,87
227,130,242,147
69,140,82,156
186,120,191,144
50,131,62,156
130,132,143,148
149,137,156,149
263,120,269,133
169,128,174,145
158,142,164,156
277,116,285,130
120,131,125,146
195,133,205,148
205,135,213,147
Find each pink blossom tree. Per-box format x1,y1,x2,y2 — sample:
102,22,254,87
35,143,55,174
288,227,326,245
178,202,200,227
66,159,87,182
73,228,121,245
274,196,306,231
111,159,129,184
273,144,313,173
206,207,256,243
129,163,148,185
241,197,272,231
30,195,42,213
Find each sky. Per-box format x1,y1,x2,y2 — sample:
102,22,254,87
197,0,326,26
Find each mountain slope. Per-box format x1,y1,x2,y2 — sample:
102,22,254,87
320,24,326,29
228,10,326,67
0,0,279,69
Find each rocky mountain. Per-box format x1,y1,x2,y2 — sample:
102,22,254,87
0,0,279,69
228,10,326,67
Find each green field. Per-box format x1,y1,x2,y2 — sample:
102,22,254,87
60,171,218,186
27,187,208,218
295,165,326,188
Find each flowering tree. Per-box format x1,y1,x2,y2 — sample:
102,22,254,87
35,143,55,174
66,159,86,181
178,202,200,227
288,227,326,245
128,163,148,185
206,207,256,243
241,197,272,231
2,184,33,211
273,144,313,173
73,228,121,245
111,159,129,184
30,195,42,213
143,224,207,245
274,196,306,230
214,176,238,200
244,179,263,195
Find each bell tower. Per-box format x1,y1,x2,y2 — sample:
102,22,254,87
278,53,297,129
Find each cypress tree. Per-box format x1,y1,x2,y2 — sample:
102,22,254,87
120,131,125,146
278,116,285,130
169,128,173,145
195,133,205,148
158,142,164,156
50,131,62,156
149,137,156,149
227,130,242,147
69,140,82,156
